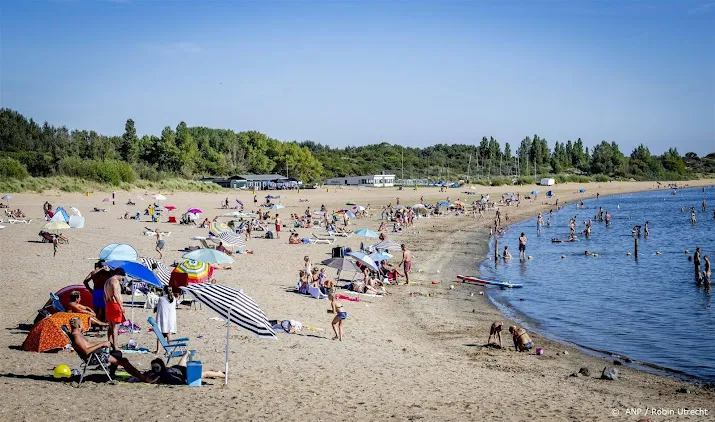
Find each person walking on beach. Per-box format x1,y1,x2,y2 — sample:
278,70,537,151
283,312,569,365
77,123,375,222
399,244,412,284
53,235,59,257
104,268,126,350
694,247,702,283
155,231,165,259
275,214,282,239
112,191,115,206
518,233,527,261
330,294,347,341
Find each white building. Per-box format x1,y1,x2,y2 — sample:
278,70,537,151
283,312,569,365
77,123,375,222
326,174,396,187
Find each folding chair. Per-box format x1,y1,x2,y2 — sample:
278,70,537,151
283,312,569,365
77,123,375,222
61,325,113,387
147,316,189,364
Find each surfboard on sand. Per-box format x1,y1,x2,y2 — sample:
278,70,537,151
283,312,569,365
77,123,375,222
457,275,523,289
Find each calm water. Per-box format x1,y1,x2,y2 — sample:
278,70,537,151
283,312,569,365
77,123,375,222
480,187,715,381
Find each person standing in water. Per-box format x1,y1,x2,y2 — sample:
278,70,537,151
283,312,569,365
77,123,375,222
702,200,707,212
694,247,702,283
644,221,649,237
691,208,697,224
605,210,611,226
518,233,527,261
703,255,711,286
536,214,544,235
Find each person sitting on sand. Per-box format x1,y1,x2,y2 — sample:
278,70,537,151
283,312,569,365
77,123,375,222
288,233,301,244
68,317,150,381
138,351,225,384
66,291,107,327
509,325,534,352
488,321,504,348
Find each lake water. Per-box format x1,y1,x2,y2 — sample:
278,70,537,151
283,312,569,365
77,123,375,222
480,186,715,381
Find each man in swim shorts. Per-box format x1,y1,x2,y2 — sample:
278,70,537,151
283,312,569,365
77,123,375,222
84,261,110,322
400,243,412,284
156,231,165,259
275,214,281,239
104,268,126,350
518,233,527,260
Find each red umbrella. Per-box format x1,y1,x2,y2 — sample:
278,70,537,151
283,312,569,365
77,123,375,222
23,312,91,352
165,205,177,211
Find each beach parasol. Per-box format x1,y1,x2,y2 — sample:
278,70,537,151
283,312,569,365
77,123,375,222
353,228,379,238
165,205,176,211
320,257,361,280
579,188,586,193
183,248,234,264
209,221,231,237
235,199,243,206
352,205,365,211
171,260,213,287
187,208,202,214
412,204,425,209
103,260,162,288
531,190,540,195
372,240,403,251
437,201,451,207
369,251,393,261
180,283,275,385
269,204,284,210
1,194,11,200
153,194,166,201
102,197,111,202
140,257,171,286
394,205,404,210
346,251,379,272
23,313,92,352
345,201,356,205
99,244,138,262
70,207,82,216
43,221,70,232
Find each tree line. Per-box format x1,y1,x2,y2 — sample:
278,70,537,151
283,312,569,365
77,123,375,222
0,108,712,186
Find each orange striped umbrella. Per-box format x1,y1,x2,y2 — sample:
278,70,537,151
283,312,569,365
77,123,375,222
22,312,91,353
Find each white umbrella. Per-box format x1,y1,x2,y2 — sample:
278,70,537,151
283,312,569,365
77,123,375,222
70,206,82,217
180,283,276,385
153,194,166,201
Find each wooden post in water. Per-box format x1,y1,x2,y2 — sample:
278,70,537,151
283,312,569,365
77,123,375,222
634,237,638,260
495,238,499,261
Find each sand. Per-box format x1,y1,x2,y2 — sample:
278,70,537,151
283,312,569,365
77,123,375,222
1,180,713,421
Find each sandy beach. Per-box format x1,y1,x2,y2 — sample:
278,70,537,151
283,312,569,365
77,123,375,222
1,180,713,421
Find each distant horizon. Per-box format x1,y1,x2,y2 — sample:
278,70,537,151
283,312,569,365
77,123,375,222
1,1,713,155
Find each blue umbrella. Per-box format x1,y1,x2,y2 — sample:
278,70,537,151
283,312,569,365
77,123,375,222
182,248,234,264
1,194,11,200
346,210,356,219
346,252,379,272
531,190,540,195
437,201,451,207
369,251,392,262
579,188,586,193
103,260,162,288
99,244,138,262
269,204,284,210
354,228,379,238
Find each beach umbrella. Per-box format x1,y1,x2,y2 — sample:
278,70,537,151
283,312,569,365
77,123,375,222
369,251,393,261
99,243,138,262
372,240,403,251
346,252,379,272
353,228,379,238
220,211,256,219
531,190,540,195
269,204,284,210
165,205,176,211
171,260,213,286
394,205,404,210
103,260,162,288
102,197,111,202
210,231,247,249
312,211,326,216
153,194,166,201
23,313,92,352
180,283,276,385
345,201,356,205
42,221,70,232
187,208,202,214
579,188,586,193
235,199,243,206
69,207,82,216
183,248,234,264
136,195,144,200
437,201,451,207
1,194,11,200
140,257,171,286
209,221,231,236
412,204,425,209
321,257,360,272
352,205,365,211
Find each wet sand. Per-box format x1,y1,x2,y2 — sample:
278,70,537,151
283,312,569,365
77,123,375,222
0,180,713,421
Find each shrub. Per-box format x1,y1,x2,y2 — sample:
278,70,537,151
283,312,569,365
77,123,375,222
59,158,137,185
594,174,610,182
516,176,535,185
0,157,30,179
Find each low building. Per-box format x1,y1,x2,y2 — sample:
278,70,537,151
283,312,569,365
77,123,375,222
207,174,300,190
326,174,396,187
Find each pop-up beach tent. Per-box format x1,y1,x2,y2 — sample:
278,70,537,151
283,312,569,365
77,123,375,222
50,207,70,223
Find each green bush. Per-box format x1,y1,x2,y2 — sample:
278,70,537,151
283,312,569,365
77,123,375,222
59,158,137,185
0,157,30,180
516,176,535,185
489,177,510,186
594,174,610,182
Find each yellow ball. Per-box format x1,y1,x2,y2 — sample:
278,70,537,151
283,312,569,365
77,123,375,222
53,364,72,379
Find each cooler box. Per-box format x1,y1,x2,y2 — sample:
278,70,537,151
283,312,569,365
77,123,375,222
186,361,202,386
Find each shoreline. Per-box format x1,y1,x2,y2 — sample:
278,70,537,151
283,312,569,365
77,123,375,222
476,184,714,385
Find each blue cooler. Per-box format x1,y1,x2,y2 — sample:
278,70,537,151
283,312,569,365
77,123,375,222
186,361,202,386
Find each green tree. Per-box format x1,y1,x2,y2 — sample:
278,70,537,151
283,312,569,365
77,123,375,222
120,119,139,163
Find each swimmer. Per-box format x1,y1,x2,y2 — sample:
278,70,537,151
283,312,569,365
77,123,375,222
503,245,512,260
644,221,649,237
584,251,592,256
518,233,527,260
704,255,711,286
690,208,697,224
694,247,702,283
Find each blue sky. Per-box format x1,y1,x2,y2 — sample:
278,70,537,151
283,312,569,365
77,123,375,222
1,0,713,154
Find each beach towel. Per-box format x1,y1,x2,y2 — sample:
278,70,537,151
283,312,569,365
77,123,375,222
308,286,328,299
336,294,360,302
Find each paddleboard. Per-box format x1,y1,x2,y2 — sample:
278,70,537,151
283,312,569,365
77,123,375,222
457,275,523,289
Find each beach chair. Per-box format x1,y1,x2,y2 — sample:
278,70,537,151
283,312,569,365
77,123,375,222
310,233,335,244
60,325,113,387
147,316,189,364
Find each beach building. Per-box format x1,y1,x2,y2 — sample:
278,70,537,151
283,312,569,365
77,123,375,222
326,174,396,187
206,174,300,190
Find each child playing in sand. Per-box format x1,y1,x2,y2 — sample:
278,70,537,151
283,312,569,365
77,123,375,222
509,325,534,352
488,321,504,348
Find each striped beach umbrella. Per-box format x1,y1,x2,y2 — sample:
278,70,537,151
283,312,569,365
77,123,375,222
140,257,171,286
209,221,230,237
210,230,246,249
180,283,276,385
171,260,213,285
